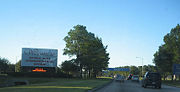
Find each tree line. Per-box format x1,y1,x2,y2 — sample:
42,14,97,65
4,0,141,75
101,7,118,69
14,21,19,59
106,65,157,77
0,57,15,73
153,24,180,81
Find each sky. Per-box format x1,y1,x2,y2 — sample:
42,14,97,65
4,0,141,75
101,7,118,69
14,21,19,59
0,0,180,68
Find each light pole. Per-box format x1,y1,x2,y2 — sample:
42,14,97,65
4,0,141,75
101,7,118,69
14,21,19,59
136,57,143,77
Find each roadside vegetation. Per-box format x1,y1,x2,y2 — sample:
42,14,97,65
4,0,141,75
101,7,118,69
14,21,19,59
153,24,180,81
0,77,111,92
104,65,157,77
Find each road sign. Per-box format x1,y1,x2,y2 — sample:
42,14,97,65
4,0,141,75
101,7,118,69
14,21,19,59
173,64,180,75
108,68,130,71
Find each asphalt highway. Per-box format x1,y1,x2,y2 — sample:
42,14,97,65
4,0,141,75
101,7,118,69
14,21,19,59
95,80,180,92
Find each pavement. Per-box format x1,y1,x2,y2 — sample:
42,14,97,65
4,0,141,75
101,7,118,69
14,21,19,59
95,80,180,92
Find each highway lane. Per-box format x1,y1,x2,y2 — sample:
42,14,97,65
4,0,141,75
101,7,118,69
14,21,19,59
95,80,180,92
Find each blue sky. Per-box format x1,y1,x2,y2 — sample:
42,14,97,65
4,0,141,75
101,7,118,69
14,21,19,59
0,0,180,67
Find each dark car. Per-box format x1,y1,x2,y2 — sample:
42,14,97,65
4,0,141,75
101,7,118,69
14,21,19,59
141,72,161,88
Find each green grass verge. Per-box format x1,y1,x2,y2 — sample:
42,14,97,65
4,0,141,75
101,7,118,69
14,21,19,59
163,80,180,88
0,78,111,92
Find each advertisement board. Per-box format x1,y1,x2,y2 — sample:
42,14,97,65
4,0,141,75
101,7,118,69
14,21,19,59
21,48,58,67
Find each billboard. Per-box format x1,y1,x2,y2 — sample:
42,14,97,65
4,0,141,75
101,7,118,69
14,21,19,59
108,68,130,71
173,64,180,75
21,48,58,67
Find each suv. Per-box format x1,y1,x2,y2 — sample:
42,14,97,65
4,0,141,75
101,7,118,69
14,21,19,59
141,72,161,88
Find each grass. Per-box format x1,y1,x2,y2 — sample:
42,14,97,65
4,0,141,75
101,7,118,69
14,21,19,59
14,77,56,84
0,77,111,92
162,80,180,88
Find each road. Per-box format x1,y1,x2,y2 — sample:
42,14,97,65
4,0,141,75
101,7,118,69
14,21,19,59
95,80,180,92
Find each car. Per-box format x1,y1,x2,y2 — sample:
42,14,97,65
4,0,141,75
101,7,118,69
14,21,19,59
115,74,124,82
141,72,161,88
131,75,139,82
127,74,133,80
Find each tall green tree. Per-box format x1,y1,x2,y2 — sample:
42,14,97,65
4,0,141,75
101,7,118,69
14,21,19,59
153,24,180,80
63,25,109,78
163,24,180,64
0,57,10,73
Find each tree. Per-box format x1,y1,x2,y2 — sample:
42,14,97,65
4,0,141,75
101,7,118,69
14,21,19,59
163,24,180,64
15,60,21,72
154,45,174,80
63,25,109,78
153,24,180,81
146,65,157,72
142,65,157,74
61,59,79,75
0,57,10,73
130,66,139,75
137,66,143,76
7,64,15,72
83,37,109,77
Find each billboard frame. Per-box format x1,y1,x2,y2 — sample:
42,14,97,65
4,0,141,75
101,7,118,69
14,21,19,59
21,48,58,68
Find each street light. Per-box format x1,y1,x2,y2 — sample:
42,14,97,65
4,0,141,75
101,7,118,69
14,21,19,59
136,57,143,77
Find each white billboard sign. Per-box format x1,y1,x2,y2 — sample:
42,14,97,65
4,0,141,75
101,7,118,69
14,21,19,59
21,48,58,67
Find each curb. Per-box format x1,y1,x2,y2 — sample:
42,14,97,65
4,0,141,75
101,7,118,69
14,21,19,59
87,79,114,92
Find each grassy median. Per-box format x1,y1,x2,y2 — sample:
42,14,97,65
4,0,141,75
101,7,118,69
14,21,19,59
0,77,111,92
